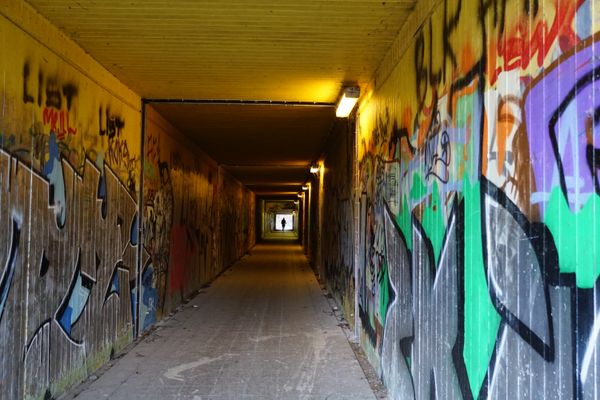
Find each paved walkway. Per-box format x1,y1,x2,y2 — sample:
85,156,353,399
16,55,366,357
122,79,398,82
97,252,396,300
66,244,376,400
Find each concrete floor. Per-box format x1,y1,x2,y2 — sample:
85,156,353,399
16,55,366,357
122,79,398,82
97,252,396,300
65,244,376,400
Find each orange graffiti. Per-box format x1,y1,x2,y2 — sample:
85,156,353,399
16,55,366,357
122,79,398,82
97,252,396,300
495,96,520,175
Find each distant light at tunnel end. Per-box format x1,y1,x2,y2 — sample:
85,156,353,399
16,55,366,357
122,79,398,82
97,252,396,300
336,86,360,118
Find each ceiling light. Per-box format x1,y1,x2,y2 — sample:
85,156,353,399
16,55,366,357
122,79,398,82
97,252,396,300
302,186,308,191
310,164,319,174
336,86,360,118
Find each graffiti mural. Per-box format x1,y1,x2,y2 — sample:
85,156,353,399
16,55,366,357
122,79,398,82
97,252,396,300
334,0,600,399
0,12,144,399
321,121,356,320
0,6,256,399
0,150,143,399
143,108,255,322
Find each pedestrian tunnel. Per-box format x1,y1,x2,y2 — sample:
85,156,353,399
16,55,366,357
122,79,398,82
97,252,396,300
1,1,600,400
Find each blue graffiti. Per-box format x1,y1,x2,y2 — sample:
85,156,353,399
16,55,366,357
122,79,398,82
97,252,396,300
141,263,157,331
56,254,93,339
43,133,66,226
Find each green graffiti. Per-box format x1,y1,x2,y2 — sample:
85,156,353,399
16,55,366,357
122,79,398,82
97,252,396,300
380,262,390,323
462,177,500,397
544,187,600,288
421,182,445,266
396,196,413,251
410,173,427,202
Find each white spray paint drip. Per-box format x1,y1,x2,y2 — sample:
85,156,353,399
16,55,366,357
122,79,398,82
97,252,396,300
249,334,295,343
164,354,234,381
581,317,600,384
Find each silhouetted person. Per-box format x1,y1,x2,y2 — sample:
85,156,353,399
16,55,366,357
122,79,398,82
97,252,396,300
281,218,287,231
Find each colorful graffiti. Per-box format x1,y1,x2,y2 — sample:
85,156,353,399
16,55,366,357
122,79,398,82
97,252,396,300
0,13,146,399
0,149,143,399
142,110,254,323
0,7,257,399
344,0,600,399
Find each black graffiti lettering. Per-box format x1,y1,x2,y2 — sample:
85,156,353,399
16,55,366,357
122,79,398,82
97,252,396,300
22,62,34,104
415,32,428,114
37,71,43,107
524,0,539,16
99,106,126,139
45,78,62,109
62,84,78,111
480,0,508,34
443,0,461,80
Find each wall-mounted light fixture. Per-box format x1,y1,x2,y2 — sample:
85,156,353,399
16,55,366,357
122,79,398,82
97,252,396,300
297,193,303,198
301,185,309,191
336,86,360,118
310,164,319,174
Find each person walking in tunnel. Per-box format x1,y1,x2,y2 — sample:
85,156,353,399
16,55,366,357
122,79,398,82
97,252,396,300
281,217,287,231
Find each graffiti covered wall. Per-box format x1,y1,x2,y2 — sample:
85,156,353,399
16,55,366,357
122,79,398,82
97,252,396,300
144,107,217,326
321,120,356,324
0,4,142,399
218,169,255,270
354,0,600,398
143,107,255,326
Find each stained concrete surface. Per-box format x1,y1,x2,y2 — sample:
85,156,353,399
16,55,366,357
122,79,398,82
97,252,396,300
64,244,377,400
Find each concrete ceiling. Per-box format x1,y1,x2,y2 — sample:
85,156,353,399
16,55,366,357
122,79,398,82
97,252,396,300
150,103,334,193
26,0,416,194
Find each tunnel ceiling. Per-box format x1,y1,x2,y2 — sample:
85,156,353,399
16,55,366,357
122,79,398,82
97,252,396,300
151,103,334,194
25,0,417,194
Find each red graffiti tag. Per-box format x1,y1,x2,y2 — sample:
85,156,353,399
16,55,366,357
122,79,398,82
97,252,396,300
490,0,582,84
42,107,77,140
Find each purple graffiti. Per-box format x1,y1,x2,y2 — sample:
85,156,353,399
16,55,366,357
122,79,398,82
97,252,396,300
526,39,600,215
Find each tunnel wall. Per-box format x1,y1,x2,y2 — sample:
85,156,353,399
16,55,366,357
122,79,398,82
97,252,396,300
0,2,255,398
217,167,255,270
349,0,600,399
144,106,253,327
143,107,254,327
319,120,357,326
0,2,143,398
308,162,325,277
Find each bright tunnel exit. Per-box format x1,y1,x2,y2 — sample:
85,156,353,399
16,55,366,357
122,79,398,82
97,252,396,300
259,199,300,241
275,214,294,231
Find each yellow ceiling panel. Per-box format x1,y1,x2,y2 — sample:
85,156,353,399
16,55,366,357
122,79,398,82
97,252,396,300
25,0,416,102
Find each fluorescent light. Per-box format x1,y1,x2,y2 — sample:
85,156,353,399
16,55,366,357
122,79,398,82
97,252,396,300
310,164,319,174
336,86,360,118
302,186,308,191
